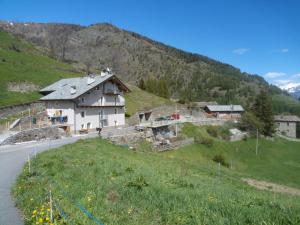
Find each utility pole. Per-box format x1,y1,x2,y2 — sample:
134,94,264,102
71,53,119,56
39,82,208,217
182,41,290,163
256,128,259,155
175,75,178,137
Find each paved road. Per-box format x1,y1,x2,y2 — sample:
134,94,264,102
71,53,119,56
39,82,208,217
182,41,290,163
0,135,94,225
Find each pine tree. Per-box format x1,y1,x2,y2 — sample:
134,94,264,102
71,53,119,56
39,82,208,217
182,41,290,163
252,91,275,136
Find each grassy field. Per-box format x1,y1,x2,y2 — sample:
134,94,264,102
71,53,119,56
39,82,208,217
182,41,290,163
179,123,300,188
125,84,173,116
0,29,78,106
13,125,300,225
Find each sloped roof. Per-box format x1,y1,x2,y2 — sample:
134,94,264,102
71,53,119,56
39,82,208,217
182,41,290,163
39,74,129,100
274,115,300,122
205,105,244,112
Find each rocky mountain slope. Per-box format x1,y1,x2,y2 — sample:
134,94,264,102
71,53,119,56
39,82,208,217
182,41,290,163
0,21,285,105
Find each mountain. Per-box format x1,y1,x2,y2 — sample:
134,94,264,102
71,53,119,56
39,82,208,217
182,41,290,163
277,82,300,101
0,21,285,105
0,29,171,115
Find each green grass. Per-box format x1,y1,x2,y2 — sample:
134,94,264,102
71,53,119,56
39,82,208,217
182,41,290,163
0,29,78,106
13,135,300,225
180,123,300,188
125,84,173,116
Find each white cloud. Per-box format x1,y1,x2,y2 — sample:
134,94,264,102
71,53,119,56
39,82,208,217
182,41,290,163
275,80,300,92
233,48,249,55
292,73,300,78
280,48,289,53
264,72,286,78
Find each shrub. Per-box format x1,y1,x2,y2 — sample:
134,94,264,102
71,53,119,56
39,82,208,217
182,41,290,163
194,135,214,147
212,154,229,168
206,126,218,138
219,127,231,141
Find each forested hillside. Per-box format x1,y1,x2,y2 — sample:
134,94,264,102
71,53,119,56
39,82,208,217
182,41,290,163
0,22,285,104
0,21,299,116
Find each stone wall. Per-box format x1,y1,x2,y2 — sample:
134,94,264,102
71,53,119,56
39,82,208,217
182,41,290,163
277,121,297,138
0,126,66,145
0,102,45,119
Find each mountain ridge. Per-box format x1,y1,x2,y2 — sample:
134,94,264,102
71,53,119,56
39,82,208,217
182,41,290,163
0,20,297,111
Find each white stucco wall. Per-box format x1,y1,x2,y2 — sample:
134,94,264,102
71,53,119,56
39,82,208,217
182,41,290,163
74,107,125,130
45,101,75,131
44,80,126,133
77,81,125,107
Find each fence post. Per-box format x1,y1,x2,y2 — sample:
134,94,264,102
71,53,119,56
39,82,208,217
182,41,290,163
27,155,31,174
49,185,53,223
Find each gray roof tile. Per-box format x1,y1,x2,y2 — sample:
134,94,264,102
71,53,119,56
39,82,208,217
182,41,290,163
40,74,115,100
205,105,244,112
274,115,300,122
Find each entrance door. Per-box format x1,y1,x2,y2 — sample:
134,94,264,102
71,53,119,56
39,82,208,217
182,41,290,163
87,122,91,130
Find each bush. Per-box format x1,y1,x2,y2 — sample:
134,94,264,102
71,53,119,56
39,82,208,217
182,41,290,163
206,126,218,138
194,135,214,147
212,154,229,168
219,126,231,141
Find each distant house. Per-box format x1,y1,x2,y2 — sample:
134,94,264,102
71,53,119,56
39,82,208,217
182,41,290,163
39,71,130,133
188,101,217,116
204,105,245,119
274,115,300,138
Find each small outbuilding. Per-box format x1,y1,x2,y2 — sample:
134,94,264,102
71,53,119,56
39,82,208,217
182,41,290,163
274,115,300,138
204,105,245,119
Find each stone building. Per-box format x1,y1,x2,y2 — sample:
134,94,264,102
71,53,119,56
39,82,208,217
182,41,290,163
274,115,300,138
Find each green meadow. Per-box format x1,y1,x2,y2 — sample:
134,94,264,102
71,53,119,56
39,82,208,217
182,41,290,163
13,124,300,225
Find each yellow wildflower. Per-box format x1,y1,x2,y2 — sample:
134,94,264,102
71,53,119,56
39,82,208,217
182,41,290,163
35,222,39,225
47,208,50,212
32,210,37,214
128,207,133,214
39,218,43,223
46,217,50,221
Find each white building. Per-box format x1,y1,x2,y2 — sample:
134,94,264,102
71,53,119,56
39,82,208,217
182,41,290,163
39,72,130,133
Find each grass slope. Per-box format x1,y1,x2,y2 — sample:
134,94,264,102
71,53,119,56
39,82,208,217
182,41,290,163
0,29,77,106
180,123,300,188
125,84,173,116
0,29,172,116
13,134,300,225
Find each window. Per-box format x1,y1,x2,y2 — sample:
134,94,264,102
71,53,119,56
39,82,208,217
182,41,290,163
81,111,85,118
287,122,289,126
81,97,85,103
81,124,84,129
96,85,100,90
115,108,117,114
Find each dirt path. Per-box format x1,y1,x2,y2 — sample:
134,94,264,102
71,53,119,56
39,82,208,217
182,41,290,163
242,178,300,197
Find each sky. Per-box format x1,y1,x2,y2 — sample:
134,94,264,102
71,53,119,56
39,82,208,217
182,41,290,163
1,0,299,89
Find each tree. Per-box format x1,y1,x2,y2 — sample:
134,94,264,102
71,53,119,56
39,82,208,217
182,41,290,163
239,112,262,136
252,91,275,136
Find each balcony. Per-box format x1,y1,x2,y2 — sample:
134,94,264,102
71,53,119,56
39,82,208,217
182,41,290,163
102,101,125,106
49,116,68,125
103,88,121,95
